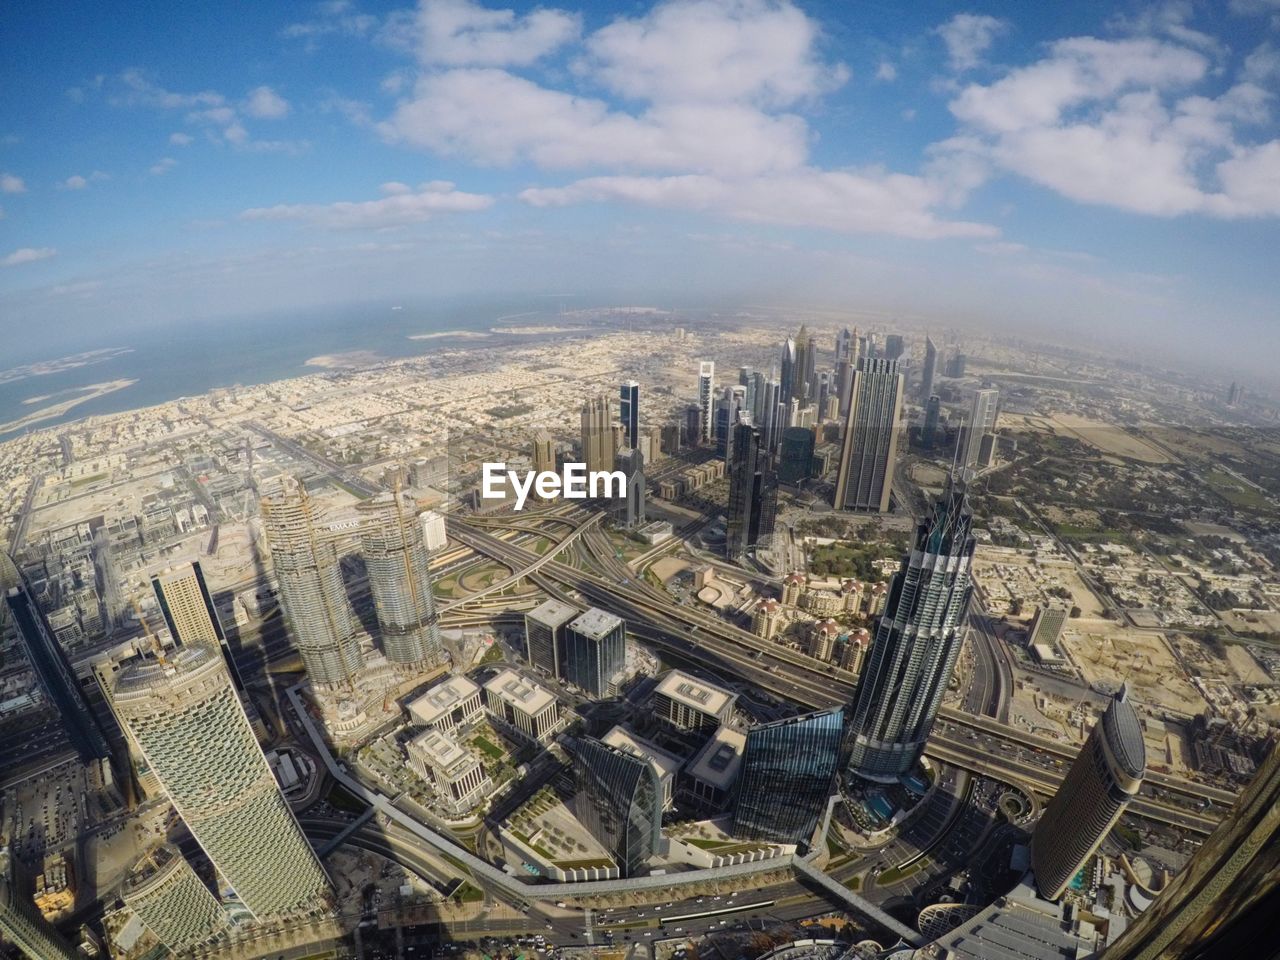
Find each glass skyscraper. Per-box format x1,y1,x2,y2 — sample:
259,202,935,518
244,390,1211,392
563,607,626,697
834,356,904,513
846,483,975,781
726,418,777,560
113,645,332,919
566,736,662,876
777,425,816,485
732,708,845,847
123,844,230,954
619,380,639,450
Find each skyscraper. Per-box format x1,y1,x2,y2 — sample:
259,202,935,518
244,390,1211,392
565,736,662,876
777,426,816,485
883,334,905,361
532,429,555,478
726,418,777,560
732,708,844,847
761,376,781,453
564,608,626,697
1031,687,1145,901
922,395,941,450
846,483,974,780
698,361,715,443
613,447,645,529
961,388,999,473
779,337,796,404
152,561,246,690
0,848,79,960
835,358,854,418
684,404,702,448
835,327,854,364
259,477,363,687
1101,740,1279,960
793,325,817,401
524,598,578,677
921,335,937,404
580,395,613,475
113,645,331,918
358,491,446,669
123,844,230,954
619,380,639,450
834,357,904,513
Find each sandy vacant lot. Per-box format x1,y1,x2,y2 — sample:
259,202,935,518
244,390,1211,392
1062,625,1207,717
1049,414,1172,464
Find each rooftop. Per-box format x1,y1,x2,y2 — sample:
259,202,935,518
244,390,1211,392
654,669,735,717
484,668,557,715
526,598,579,630
686,724,746,791
1104,689,1147,780
406,675,481,725
568,606,624,640
601,725,683,780
407,728,473,772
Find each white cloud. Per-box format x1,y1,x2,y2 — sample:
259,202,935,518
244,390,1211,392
3,247,57,267
945,34,1280,218
1,173,26,194
876,61,898,82
519,169,997,240
936,13,1008,72
150,157,178,176
240,182,494,228
60,171,109,190
113,69,225,109
379,68,808,176
169,131,194,146
1108,1,1224,57
380,181,413,194
583,0,847,106
281,0,378,42
243,85,290,119
414,0,580,66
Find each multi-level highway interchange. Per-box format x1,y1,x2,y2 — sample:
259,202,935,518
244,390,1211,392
1,308,1277,959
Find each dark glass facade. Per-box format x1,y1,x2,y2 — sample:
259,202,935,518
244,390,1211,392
731,708,844,847
777,426,816,485
567,736,661,876
726,419,777,560
619,381,639,450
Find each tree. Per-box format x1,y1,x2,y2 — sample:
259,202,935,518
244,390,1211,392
1070,605,1081,618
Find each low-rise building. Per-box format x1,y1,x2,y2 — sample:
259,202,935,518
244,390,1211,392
406,675,484,735
653,670,736,733
484,669,561,744
405,729,492,816
682,725,746,813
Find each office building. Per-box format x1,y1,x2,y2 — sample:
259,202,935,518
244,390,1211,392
961,388,999,473
420,509,447,552
113,645,330,918
564,608,626,697
683,725,747,813
883,334,905,361
921,335,937,404
793,325,818,402
846,483,975,781
834,357,904,513
777,426,816,485
602,725,683,811
1031,687,1146,901
1028,605,1068,654
1101,740,1280,960
684,404,702,448
613,446,646,529
405,729,492,815
779,337,796,404
259,477,363,687
483,668,561,744
922,394,941,450
580,395,614,475
358,491,445,669
653,670,736,733
619,380,639,450
532,430,556,479
732,709,844,847
1226,380,1244,407
406,675,484,734
945,352,966,378
726,419,777,560
0,848,80,960
524,598,577,677
698,361,716,442
566,736,662,877
760,376,781,453
122,845,229,954
835,327,854,364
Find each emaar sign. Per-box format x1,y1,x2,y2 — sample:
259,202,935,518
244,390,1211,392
482,462,624,511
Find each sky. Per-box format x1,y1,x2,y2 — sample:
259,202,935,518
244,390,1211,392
2,0,1279,380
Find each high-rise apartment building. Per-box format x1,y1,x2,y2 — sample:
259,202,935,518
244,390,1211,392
122,844,229,954
152,561,247,691
619,380,639,450
961,388,999,473
1031,687,1145,901
532,430,556,479
358,491,445,669
732,708,844,847
259,477,363,687
524,598,578,677
726,418,777,560
834,357,904,513
793,325,817,402
697,361,715,442
846,484,974,780
921,335,937,404
564,608,626,697
1101,740,1279,960
0,849,79,960
566,736,662,877
580,395,614,475
113,645,331,918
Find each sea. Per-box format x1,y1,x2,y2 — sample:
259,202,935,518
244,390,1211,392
0,297,559,442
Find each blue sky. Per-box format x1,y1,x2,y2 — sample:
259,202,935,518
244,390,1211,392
2,0,1279,380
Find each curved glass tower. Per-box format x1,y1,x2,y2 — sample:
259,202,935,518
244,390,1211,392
358,491,445,668
114,645,331,919
846,483,974,781
566,736,661,877
1032,687,1146,900
259,477,363,687
123,844,229,953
